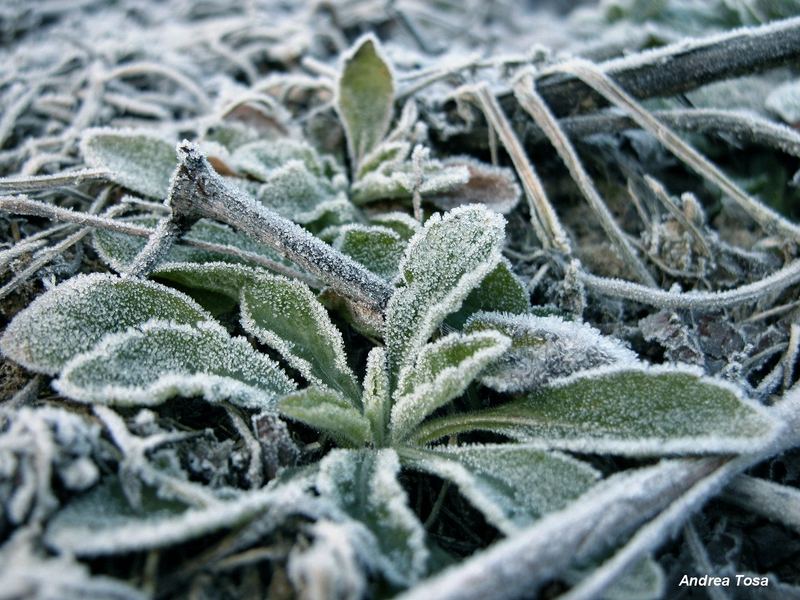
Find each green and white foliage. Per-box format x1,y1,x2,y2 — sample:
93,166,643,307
56,320,295,409
332,224,406,280
80,128,178,199
445,260,530,329
385,205,506,380
153,262,361,400
315,449,428,587
279,387,371,447
412,366,777,454
0,274,210,374
336,34,396,170
464,311,637,391
390,331,511,442
93,215,287,272
400,444,600,534
230,139,354,225
45,475,317,555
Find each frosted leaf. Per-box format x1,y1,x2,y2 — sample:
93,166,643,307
231,138,331,180
93,216,287,273
357,140,411,179
0,274,210,375
45,476,312,555
464,312,637,392
568,556,664,600
362,347,390,447
445,260,530,329
253,160,352,225
336,34,395,168
287,520,367,600
400,444,599,535
412,365,777,455
390,331,511,441
0,531,146,600
155,263,360,401
56,320,295,409
385,205,506,381
80,128,177,199
369,211,420,240
430,158,521,215
351,160,469,205
333,224,406,280
316,449,428,586
765,79,800,124
279,387,371,448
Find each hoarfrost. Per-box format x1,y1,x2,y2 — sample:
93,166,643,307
316,449,428,586
390,331,511,441
464,312,638,392
56,320,296,409
332,224,406,280
80,128,177,199
401,444,599,535
0,273,210,375
412,365,777,455
385,205,506,381
279,387,371,448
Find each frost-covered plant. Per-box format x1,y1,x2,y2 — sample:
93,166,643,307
3,2,800,598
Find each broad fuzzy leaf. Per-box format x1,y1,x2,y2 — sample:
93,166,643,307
155,263,360,401
252,160,351,225
45,477,311,555
369,211,420,240
93,216,287,273
336,35,395,168
362,347,391,447
280,387,371,447
333,224,406,279
385,205,506,381
351,160,469,205
445,261,530,329
231,138,334,180
390,331,511,441
0,274,210,375
357,140,410,179
80,128,177,199
411,366,777,455
464,312,637,392
400,444,599,535
430,158,521,215
316,449,428,586
568,557,665,600
56,321,295,409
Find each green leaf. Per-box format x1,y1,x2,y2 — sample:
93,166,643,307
390,331,511,441
568,556,665,600
56,321,296,409
231,138,333,180
369,211,420,240
93,216,287,273
336,34,395,169
464,311,637,392
385,205,506,382
80,128,177,199
154,263,360,402
445,260,530,329
333,224,406,280
399,444,599,534
252,160,352,225
357,140,410,179
411,366,777,455
362,347,391,447
279,387,371,447
351,160,469,205
316,449,428,586
45,477,311,555
0,274,210,375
